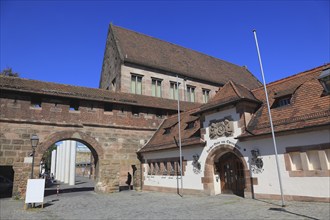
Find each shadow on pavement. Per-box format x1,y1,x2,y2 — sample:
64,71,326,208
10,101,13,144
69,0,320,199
45,186,94,197
269,207,319,220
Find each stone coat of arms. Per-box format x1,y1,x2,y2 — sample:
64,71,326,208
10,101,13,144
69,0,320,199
209,118,234,139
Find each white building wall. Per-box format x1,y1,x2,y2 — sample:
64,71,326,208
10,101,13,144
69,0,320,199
142,105,330,200
142,107,243,193
143,147,205,190
243,129,330,198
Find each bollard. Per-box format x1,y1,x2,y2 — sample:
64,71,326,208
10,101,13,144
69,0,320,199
57,185,59,196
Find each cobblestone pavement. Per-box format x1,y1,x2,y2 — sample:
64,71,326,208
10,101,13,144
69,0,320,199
1,177,329,220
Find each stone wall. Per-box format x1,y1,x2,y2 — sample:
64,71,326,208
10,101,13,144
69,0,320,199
121,64,220,103
0,90,162,198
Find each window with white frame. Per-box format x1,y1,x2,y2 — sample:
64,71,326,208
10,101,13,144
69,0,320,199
170,82,179,100
131,74,142,94
151,78,162,97
186,85,195,102
202,89,210,103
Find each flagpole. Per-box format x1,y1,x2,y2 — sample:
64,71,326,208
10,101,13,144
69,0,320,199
176,75,183,196
253,30,285,207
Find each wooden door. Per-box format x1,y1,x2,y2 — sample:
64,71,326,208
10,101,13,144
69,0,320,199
218,153,245,197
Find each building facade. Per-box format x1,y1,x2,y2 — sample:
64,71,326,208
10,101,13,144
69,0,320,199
0,24,328,203
99,24,261,103
138,64,330,202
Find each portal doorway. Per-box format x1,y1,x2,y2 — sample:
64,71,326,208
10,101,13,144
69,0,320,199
215,152,245,197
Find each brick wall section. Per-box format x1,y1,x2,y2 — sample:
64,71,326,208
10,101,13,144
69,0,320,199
0,91,164,198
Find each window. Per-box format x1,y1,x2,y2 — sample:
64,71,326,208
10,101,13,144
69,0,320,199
278,97,291,107
162,162,168,175
202,89,210,103
170,82,179,100
272,95,291,108
284,144,329,177
318,68,330,95
31,97,42,108
104,103,113,112
151,78,162,97
132,106,140,116
186,86,195,102
170,161,175,175
156,109,163,118
70,101,79,111
131,74,142,94
186,121,195,129
164,127,171,135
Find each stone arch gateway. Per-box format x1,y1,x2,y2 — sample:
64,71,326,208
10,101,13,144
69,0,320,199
1,80,197,198
202,144,252,198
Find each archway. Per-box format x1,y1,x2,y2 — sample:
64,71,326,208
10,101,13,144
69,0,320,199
35,131,104,195
203,144,251,197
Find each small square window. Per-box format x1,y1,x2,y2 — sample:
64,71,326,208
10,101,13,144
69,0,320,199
132,107,140,116
164,127,171,135
104,103,113,112
31,98,42,108
70,101,79,111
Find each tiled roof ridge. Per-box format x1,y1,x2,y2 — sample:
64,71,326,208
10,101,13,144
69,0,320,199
0,75,99,91
141,136,201,151
111,24,249,71
252,63,329,92
255,109,330,130
109,23,125,60
229,81,243,98
0,76,200,110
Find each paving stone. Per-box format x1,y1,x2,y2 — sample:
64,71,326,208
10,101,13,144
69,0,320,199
1,188,329,219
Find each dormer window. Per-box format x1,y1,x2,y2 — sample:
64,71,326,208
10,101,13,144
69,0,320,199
278,96,291,107
164,127,171,135
318,68,330,95
186,121,195,129
271,95,291,108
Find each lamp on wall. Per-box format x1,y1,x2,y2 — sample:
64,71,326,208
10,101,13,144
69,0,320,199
30,134,39,179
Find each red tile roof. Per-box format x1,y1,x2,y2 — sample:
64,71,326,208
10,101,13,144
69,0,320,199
140,64,330,152
197,81,261,114
240,63,330,138
0,76,200,111
111,25,262,90
138,108,202,153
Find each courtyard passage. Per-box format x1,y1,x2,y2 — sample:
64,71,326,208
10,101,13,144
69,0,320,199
1,178,329,220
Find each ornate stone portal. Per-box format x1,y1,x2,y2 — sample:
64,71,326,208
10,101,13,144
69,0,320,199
209,118,234,139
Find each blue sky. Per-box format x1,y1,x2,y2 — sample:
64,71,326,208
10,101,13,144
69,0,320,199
1,0,329,88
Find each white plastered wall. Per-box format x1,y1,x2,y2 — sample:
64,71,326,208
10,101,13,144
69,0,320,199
243,129,330,198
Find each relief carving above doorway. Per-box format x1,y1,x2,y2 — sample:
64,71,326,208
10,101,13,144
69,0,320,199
209,118,234,139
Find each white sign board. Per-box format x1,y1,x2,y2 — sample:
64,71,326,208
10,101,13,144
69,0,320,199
25,179,45,204
24,157,33,164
